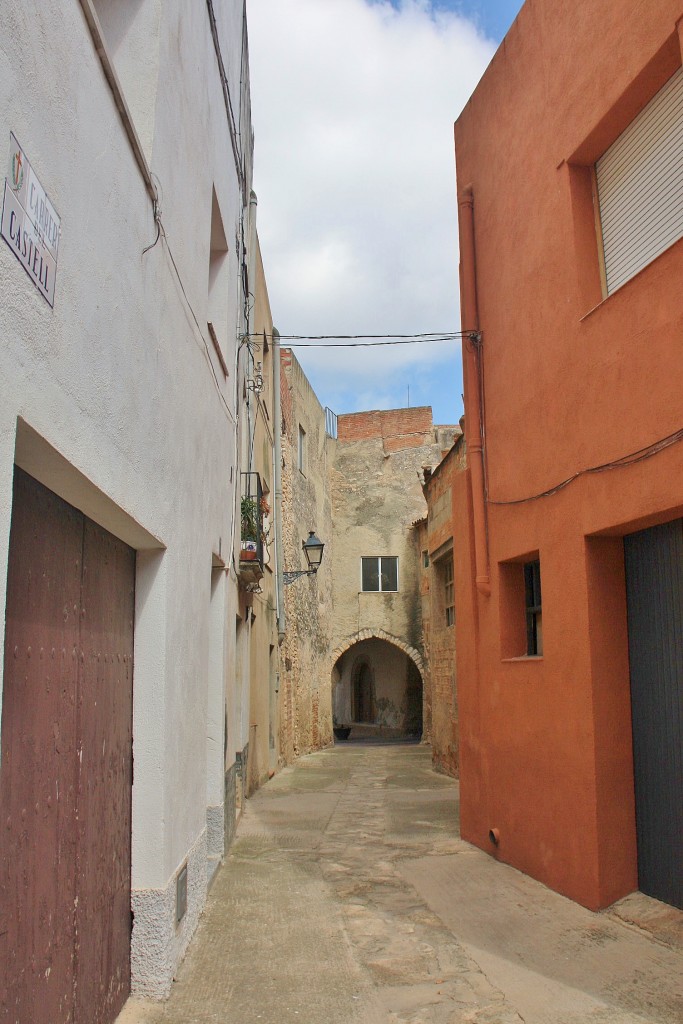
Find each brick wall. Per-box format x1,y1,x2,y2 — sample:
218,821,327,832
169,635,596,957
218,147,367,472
337,406,434,450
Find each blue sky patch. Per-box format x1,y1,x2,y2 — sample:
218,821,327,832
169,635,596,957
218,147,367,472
384,0,524,42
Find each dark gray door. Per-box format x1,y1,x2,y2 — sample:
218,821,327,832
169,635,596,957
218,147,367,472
624,519,683,909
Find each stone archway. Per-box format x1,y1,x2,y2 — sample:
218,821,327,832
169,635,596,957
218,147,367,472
331,631,424,740
331,629,425,678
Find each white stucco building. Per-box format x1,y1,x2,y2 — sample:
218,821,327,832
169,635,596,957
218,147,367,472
0,0,260,1014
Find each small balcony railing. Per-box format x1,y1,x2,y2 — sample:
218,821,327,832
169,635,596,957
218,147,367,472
239,472,264,581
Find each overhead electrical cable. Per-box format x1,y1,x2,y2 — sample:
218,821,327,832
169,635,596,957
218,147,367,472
248,332,475,348
488,427,683,505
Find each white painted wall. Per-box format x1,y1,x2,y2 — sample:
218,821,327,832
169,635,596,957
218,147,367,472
0,0,253,999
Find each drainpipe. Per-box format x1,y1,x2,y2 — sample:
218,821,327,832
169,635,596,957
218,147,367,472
273,328,286,640
245,190,258,472
458,185,490,596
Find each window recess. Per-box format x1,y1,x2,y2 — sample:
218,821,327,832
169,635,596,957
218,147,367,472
435,553,455,627
524,559,543,657
297,425,306,474
499,553,543,659
596,66,683,295
208,188,229,374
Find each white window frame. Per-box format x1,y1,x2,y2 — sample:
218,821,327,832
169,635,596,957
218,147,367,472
360,555,399,593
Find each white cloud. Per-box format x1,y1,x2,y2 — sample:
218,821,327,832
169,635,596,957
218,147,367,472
246,0,494,422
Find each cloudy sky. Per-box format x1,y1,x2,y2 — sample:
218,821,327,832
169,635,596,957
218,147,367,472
247,0,524,424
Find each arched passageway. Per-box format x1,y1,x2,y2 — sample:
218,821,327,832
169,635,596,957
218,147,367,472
331,636,423,741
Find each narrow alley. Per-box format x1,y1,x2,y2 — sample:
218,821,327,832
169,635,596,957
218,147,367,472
120,744,683,1024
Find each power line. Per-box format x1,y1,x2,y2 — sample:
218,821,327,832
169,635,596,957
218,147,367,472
289,338,456,348
249,332,472,348
488,427,683,505
279,332,464,338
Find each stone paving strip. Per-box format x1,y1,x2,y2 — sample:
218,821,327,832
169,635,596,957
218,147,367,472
119,744,683,1024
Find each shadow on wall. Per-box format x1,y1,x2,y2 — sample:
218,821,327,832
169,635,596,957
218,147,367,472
332,637,422,741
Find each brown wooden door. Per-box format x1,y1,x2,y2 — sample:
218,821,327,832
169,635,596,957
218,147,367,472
0,469,135,1024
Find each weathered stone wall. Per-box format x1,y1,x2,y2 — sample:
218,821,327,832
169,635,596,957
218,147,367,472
279,350,334,761
330,408,460,736
277,375,463,757
424,436,467,777
415,518,432,742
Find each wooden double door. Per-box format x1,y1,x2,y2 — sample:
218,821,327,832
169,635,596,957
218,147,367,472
0,469,135,1023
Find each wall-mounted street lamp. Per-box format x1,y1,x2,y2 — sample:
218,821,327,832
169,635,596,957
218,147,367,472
283,531,325,585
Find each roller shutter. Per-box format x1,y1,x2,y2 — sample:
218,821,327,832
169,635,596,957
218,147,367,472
596,66,683,294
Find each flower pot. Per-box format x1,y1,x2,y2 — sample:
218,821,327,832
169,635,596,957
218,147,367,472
241,540,257,561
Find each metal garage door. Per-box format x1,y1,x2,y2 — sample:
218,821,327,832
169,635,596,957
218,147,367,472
624,519,683,909
0,468,135,1023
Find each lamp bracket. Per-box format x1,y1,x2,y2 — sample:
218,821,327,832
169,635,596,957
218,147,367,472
283,569,318,586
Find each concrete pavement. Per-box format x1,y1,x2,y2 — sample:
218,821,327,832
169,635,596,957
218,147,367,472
119,743,683,1024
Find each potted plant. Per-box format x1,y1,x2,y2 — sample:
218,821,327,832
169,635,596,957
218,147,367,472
240,496,259,560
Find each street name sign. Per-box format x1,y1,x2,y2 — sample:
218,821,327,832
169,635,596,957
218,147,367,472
1,133,60,306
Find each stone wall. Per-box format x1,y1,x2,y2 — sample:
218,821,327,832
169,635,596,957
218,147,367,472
423,436,466,776
415,518,432,742
330,408,460,737
277,363,464,759
279,350,334,761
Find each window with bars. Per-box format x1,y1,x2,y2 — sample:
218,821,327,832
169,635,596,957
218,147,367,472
524,559,543,656
444,555,455,627
361,556,398,592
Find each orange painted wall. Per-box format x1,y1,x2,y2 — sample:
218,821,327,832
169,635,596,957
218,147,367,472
453,0,683,909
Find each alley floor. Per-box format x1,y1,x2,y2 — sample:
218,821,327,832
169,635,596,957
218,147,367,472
119,744,683,1024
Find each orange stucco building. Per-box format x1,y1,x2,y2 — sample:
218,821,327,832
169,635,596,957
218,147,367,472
453,0,683,911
